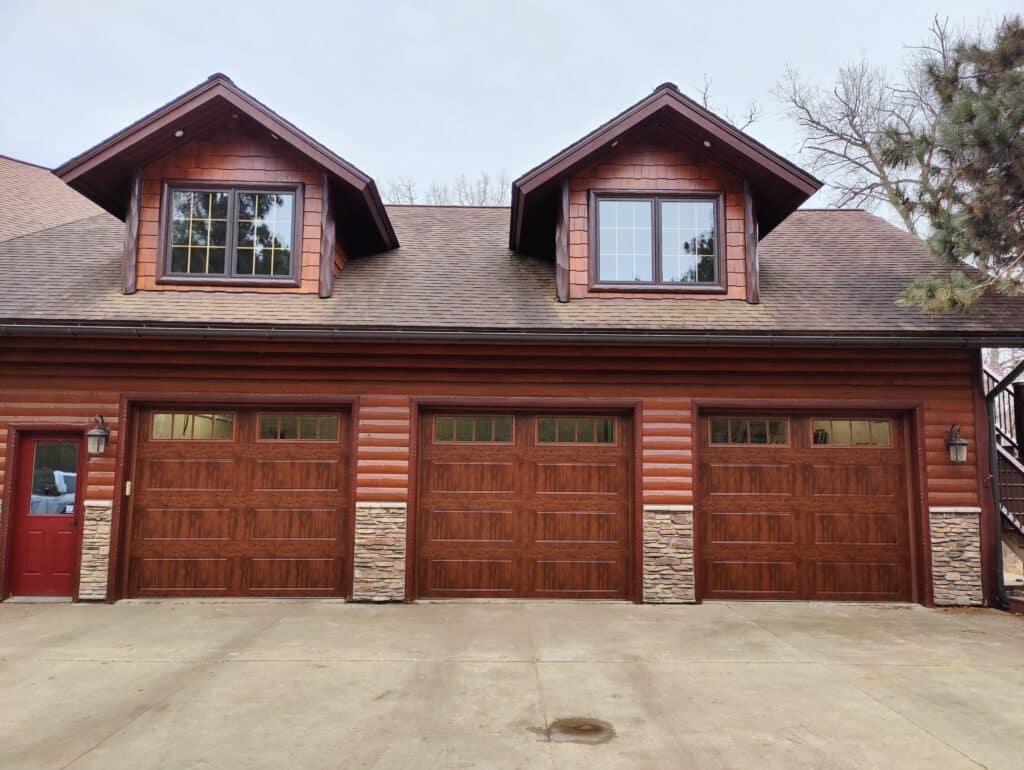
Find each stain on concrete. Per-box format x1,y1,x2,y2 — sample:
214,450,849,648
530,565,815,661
544,717,615,745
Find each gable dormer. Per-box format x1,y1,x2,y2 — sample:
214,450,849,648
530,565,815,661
55,74,397,297
509,83,821,303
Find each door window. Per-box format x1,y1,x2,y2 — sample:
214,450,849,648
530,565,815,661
27,441,79,515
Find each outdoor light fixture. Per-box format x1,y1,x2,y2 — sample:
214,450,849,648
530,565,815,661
86,416,110,456
703,139,712,148
173,129,184,138
945,424,968,464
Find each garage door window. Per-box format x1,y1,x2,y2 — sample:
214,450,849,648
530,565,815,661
258,413,339,441
537,416,615,444
151,412,234,440
812,418,891,446
434,415,513,443
710,417,788,445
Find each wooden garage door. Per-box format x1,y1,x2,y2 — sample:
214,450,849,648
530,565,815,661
416,413,632,599
125,407,350,597
698,414,913,601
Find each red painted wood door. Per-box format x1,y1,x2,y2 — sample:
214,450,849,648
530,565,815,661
416,413,632,599
8,436,82,597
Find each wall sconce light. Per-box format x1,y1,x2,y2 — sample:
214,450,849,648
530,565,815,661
86,416,110,456
945,424,968,464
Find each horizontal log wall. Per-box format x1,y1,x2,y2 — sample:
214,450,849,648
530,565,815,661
0,339,982,513
136,121,323,293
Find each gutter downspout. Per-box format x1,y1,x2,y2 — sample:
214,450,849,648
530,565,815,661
986,357,1024,610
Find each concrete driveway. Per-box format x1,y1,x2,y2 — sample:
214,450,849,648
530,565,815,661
1,601,1022,769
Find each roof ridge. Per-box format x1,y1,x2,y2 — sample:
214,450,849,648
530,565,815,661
0,212,114,246
0,153,52,171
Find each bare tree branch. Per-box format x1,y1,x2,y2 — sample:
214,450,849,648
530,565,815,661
383,176,417,205
387,171,512,206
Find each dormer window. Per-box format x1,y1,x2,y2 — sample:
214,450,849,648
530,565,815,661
160,182,302,284
593,193,724,291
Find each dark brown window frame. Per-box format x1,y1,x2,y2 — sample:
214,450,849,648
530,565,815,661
156,180,304,287
588,190,727,293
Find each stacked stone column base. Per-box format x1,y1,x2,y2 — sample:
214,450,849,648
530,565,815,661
78,500,113,600
642,504,695,603
351,501,408,601
929,506,983,606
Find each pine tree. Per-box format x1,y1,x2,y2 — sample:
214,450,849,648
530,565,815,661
879,16,1024,312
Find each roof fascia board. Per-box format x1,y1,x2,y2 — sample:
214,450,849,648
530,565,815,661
516,90,819,198
1,322,1020,349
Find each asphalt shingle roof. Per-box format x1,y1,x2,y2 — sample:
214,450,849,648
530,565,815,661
0,159,1021,341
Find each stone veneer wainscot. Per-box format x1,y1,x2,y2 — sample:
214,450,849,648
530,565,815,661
642,504,695,603
929,506,983,606
78,499,113,600
351,501,407,601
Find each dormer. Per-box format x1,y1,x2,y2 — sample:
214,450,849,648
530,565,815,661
56,74,397,297
509,83,821,302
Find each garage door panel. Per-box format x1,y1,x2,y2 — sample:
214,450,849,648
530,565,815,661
428,461,515,494
815,562,904,598
245,558,339,593
806,463,902,498
814,512,900,545
140,458,236,492
426,558,517,594
127,408,350,598
426,508,516,544
700,414,912,602
135,507,235,542
535,510,621,544
533,559,623,596
252,459,342,491
708,511,796,544
534,462,620,495
249,508,342,541
706,463,796,496
416,412,632,599
707,560,799,597
131,557,232,595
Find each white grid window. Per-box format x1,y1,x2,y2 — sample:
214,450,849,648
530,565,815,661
597,199,653,282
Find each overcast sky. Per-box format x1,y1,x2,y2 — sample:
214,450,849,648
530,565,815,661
1,1,1018,204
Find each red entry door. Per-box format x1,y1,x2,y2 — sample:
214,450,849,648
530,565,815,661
7,436,82,597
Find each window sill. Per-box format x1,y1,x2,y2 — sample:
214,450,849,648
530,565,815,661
588,282,727,294
156,275,302,289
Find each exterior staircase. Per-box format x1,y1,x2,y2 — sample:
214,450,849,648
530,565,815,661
984,366,1024,608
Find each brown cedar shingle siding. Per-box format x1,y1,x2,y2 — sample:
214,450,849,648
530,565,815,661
567,138,747,300
0,200,1021,338
136,122,323,293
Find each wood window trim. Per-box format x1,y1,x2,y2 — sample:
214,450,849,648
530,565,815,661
535,415,618,446
156,179,304,288
810,417,894,448
432,414,515,444
255,411,341,442
150,411,236,441
708,416,791,447
588,190,727,293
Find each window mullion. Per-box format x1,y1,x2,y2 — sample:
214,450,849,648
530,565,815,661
226,188,238,278
652,197,661,284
